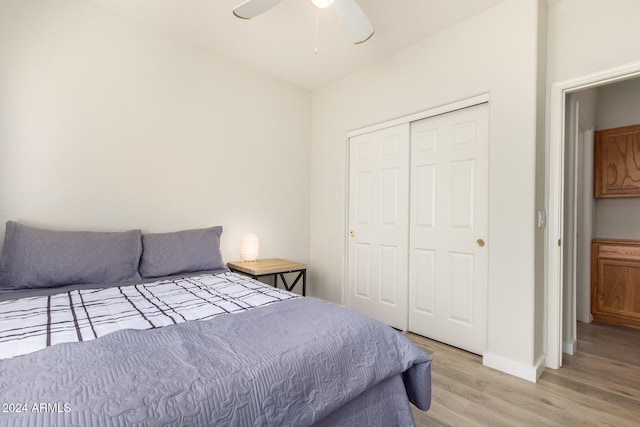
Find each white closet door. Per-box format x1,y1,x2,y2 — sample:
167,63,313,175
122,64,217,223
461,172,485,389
409,103,489,355
347,124,410,330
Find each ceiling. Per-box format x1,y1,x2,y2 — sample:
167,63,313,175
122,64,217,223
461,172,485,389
82,0,506,90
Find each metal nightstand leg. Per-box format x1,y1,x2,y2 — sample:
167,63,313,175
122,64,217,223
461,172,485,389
275,270,306,296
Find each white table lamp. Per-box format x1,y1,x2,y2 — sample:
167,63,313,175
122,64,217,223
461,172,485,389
240,233,259,262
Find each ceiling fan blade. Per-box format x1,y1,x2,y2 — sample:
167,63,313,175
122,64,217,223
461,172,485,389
332,0,374,44
233,0,283,19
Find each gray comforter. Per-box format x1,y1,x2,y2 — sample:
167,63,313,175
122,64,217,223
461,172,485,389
0,295,431,426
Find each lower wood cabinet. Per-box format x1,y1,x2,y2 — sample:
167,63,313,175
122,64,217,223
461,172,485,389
591,239,640,330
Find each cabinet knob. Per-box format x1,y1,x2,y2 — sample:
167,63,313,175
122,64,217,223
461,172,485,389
476,239,485,247
349,231,355,237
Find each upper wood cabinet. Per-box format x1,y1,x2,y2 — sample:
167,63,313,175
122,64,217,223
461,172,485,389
594,124,640,198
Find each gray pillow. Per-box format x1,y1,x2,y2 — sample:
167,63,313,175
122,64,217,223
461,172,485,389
140,226,224,278
0,221,142,290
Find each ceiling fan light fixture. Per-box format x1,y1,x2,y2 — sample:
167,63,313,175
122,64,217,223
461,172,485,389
233,0,374,45
310,0,335,10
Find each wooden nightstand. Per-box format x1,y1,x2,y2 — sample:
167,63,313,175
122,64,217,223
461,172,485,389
227,258,307,296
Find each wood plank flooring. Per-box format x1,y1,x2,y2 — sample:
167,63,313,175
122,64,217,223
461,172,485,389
408,322,640,426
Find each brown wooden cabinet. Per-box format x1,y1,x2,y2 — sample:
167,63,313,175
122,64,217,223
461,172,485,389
591,239,640,329
594,124,640,198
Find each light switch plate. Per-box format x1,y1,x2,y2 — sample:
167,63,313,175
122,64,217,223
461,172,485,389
537,211,546,228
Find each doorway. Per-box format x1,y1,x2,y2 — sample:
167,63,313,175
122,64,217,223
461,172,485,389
547,61,640,369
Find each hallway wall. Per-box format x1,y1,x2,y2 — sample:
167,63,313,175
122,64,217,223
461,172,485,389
594,78,640,240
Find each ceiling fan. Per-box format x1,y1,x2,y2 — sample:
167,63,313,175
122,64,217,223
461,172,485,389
233,0,374,44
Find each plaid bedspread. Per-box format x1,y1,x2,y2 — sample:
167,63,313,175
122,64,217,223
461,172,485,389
0,272,299,360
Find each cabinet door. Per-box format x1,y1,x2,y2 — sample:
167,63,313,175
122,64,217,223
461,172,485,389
594,124,640,198
591,240,640,329
347,124,410,330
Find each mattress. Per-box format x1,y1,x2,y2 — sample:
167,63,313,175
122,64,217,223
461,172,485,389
0,272,431,426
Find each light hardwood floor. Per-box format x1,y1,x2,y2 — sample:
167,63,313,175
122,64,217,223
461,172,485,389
408,322,640,426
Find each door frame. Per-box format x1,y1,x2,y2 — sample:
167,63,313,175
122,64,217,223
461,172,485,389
343,93,490,310
562,100,594,356
574,103,594,326
546,61,640,369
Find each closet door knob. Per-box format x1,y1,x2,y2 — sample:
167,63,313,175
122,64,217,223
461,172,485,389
349,231,355,237
476,239,485,247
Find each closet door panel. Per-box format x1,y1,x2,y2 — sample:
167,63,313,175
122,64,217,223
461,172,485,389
354,243,372,298
413,249,436,315
449,252,475,325
409,103,489,355
415,165,436,228
347,124,410,330
450,160,476,229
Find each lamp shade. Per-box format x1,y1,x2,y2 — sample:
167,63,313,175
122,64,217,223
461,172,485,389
239,233,259,262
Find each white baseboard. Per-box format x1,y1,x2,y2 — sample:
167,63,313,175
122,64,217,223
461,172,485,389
562,338,577,355
483,352,546,383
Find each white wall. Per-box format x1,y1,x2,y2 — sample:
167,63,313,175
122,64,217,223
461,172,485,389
594,78,640,240
310,0,544,378
0,0,312,271
547,0,640,83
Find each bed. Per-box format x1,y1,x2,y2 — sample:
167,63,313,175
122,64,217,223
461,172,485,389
0,221,431,426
